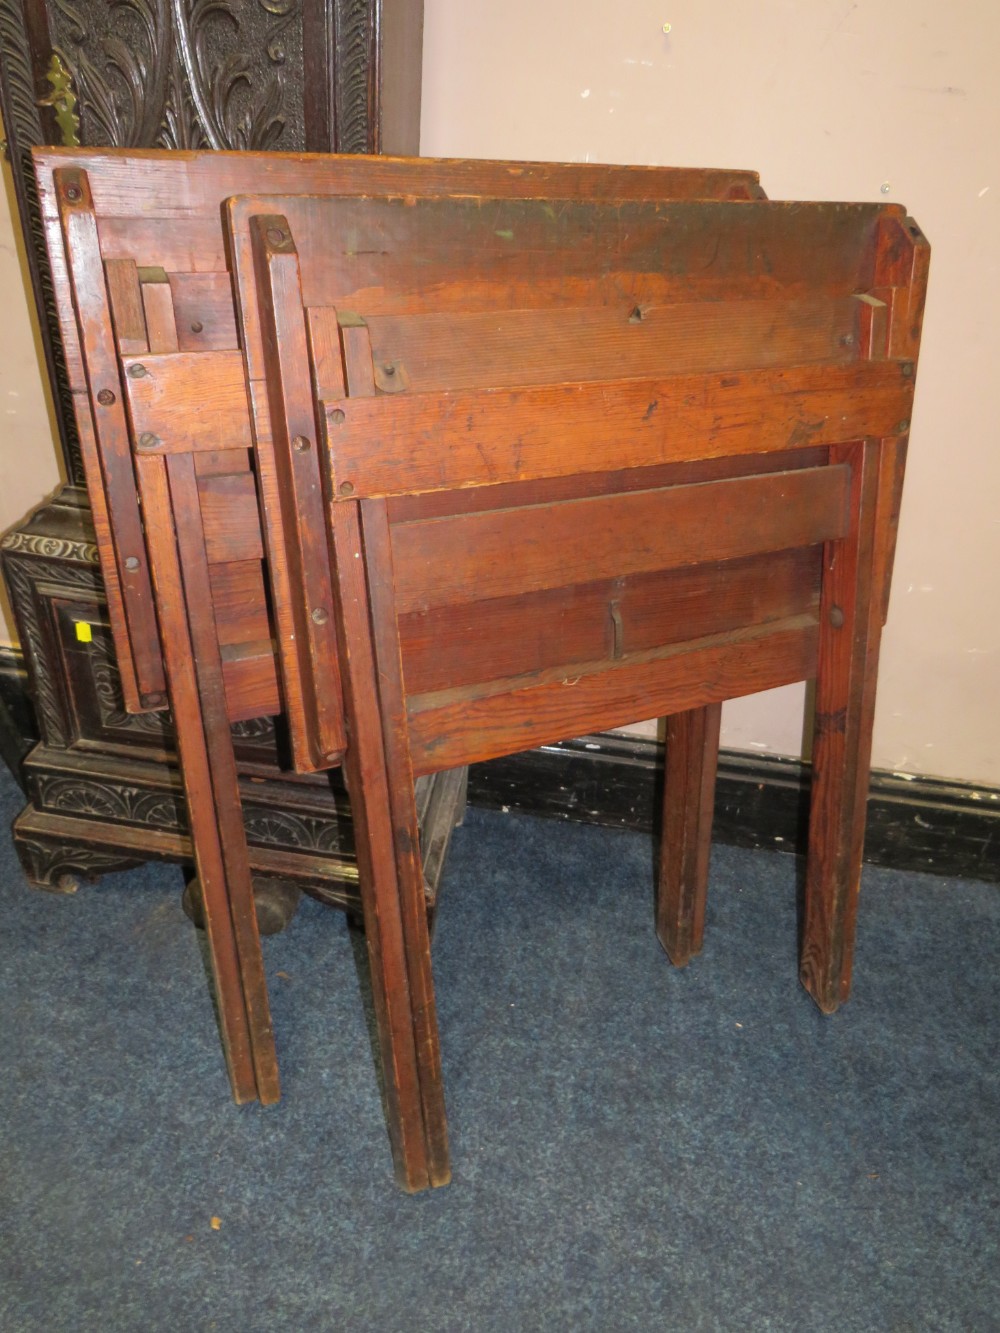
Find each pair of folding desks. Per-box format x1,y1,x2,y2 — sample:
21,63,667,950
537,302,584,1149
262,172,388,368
36,148,928,1191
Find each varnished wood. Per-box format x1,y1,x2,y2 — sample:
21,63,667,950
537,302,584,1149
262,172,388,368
321,363,912,498
658,703,724,966
389,467,850,612
131,449,260,1103
248,215,345,772
163,453,279,1098
41,145,927,1189
800,440,884,1013
327,499,443,1191
54,166,165,710
398,546,821,698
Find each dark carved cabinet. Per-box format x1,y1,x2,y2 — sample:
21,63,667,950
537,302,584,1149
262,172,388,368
0,0,465,908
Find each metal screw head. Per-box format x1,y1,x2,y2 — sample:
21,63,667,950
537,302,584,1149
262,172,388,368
190,320,204,334
64,183,82,202
901,362,914,377
311,607,329,625
339,480,355,496
124,555,140,571
840,333,855,347
137,432,160,450
880,181,891,194
141,692,165,709
292,435,310,452
127,363,147,379
383,363,396,376
96,388,116,406
266,226,287,246
897,418,911,433
330,408,346,425
830,605,845,629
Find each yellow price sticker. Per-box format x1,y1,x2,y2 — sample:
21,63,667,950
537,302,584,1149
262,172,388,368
74,621,93,643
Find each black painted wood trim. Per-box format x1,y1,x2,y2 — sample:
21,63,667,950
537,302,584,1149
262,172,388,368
468,733,1000,885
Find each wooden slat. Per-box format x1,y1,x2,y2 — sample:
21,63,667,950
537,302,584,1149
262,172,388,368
306,306,347,399
222,647,281,723
208,559,272,647
169,272,239,350
195,447,252,477
324,361,914,498
140,275,180,353
122,350,252,454
70,392,143,709
408,617,818,776
391,466,849,614
104,258,148,354
54,166,166,708
237,196,885,325
340,318,377,397
360,297,860,392
386,447,829,523
35,150,764,222
248,214,345,770
398,545,821,697
197,472,265,565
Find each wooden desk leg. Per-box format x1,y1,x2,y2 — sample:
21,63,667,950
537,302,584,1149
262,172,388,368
657,703,722,965
134,453,275,1104
800,439,883,1014
330,500,450,1192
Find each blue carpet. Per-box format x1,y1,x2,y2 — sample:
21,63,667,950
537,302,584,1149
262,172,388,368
1,759,998,1332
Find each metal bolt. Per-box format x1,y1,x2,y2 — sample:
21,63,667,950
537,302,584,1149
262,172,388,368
897,418,911,433
141,692,165,708
124,555,140,571
840,333,855,347
384,363,396,376
830,606,845,629
137,432,160,450
96,388,116,406
880,181,891,194
267,226,287,246
190,320,204,334
311,607,329,625
339,480,355,496
64,183,82,202
330,408,346,425
127,363,147,378
901,362,914,377
292,435,310,452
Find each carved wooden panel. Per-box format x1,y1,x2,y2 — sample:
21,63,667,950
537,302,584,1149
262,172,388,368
45,0,307,150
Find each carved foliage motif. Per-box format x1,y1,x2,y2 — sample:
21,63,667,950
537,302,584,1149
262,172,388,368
49,0,305,150
35,768,347,855
334,0,374,153
16,833,144,889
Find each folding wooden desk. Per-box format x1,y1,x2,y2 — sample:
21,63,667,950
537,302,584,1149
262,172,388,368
219,190,925,1188
39,149,766,1119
